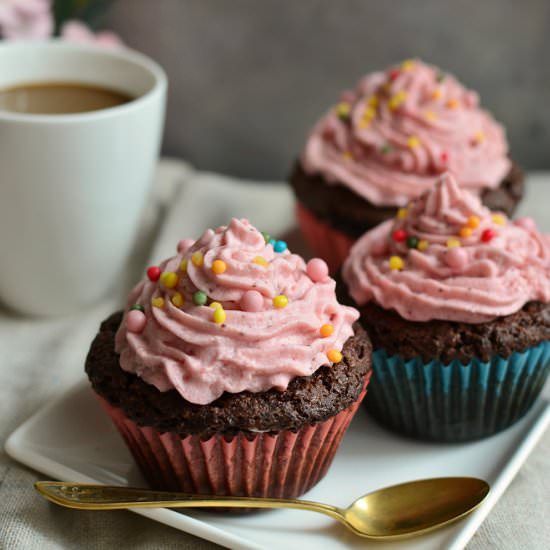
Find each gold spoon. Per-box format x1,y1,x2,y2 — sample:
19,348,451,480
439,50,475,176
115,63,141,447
35,477,489,540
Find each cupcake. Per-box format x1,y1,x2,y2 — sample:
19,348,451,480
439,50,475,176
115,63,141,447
291,59,524,272
86,218,371,498
341,173,549,442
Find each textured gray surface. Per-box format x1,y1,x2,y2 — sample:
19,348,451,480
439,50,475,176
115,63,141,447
107,0,549,179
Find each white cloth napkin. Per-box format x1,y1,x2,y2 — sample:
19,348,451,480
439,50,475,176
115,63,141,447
0,159,549,550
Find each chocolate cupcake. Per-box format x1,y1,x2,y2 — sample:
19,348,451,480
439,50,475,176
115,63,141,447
342,174,549,442
86,219,372,498
291,59,524,272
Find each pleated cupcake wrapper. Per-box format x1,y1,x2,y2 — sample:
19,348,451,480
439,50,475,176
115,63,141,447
296,203,354,274
366,341,550,442
97,376,369,499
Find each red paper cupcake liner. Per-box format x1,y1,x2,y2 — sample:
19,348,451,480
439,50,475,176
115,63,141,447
97,375,369,499
296,203,355,273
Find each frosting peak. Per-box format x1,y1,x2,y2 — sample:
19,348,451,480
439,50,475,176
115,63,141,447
116,219,359,404
343,173,550,323
302,59,511,207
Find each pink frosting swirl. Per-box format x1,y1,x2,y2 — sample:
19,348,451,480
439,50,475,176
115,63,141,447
342,173,550,323
302,59,511,207
116,219,359,404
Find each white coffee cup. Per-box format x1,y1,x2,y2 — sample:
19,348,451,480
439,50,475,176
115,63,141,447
0,41,167,316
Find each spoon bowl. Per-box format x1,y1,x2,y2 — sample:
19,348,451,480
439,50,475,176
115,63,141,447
35,477,489,540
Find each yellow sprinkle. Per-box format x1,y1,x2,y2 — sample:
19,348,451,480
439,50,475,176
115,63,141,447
209,301,222,310
342,151,353,161
273,295,289,308
213,307,226,325
171,292,184,307
253,256,268,267
327,349,343,364
358,119,371,130
211,259,227,275
424,110,437,121
467,215,480,229
191,251,203,267
417,239,429,252
388,90,407,110
151,297,165,309
159,271,178,289
397,207,408,220
446,98,459,109
459,227,473,238
389,256,405,271
179,258,188,272
431,88,442,100
363,107,376,120
401,59,415,71
335,102,351,119
492,213,506,226
367,95,379,108
447,238,461,248
407,136,421,149
473,131,485,144
320,324,334,338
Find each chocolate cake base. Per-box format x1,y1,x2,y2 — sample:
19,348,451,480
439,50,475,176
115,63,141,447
290,160,524,239
85,313,372,438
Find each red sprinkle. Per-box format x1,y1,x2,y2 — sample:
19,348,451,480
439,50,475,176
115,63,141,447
388,69,400,81
392,229,408,242
441,151,449,163
147,266,161,281
481,229,496,243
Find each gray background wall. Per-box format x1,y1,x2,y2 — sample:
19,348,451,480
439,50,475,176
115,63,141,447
106,0,550,180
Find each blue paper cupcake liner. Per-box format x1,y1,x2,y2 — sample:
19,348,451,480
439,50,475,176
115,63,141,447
366,341,550,442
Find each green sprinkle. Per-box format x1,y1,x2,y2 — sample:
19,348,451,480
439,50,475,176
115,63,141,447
381,144,394,155
406,236,419,249
192,290,208,306
261,232,271,244
130,304,145,312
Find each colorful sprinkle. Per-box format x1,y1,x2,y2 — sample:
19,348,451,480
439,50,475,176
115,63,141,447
179,259,188,272
431,88,442,100
241,290,263,312
146,266,161,282
307,258,329,282
472,131,485,145
159,271,178,289
446,238,461,248
407,135,421,149
445,248,468,270
213,307,226,325
336,102,351,120
269,239,276,246
127,310,147,333
417,239,429,252
192,290,208,306
253,255,268,267
327,349,343,363
481,228,496,243
396,207,408,220
261,232,271,243
381,143,394,155
191,252,204,267
424,110,437,121
467,215,480,229
388,68,400,81
389,256,405,271
446,98,459,109
406,236,419,249
320,324,334,338
273,240,287,253
273,295,289,309
209,301,222,309
392,229,408,242
151,297,165,309
367,95,379,108
171,292,184,307
211,259,227,275
130,304,145,312
401,59,415,71
388,90,407,110
342,151,353,161
491,214,506,226
459,227,473,238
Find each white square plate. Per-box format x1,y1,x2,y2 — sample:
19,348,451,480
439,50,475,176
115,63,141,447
5,379,550,550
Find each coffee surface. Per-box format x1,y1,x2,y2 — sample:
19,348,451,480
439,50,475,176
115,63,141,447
0,81,133,114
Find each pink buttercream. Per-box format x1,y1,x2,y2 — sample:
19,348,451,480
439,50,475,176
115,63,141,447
342,173,550,323
302,59,511,207
116,219,359,404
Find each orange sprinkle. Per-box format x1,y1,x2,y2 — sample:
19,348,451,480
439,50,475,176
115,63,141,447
253,256,268,267
459,227,473,238
431,88,442,100
320,324,334,338
467,215,480,229
327,349,343,363
446,98,459,109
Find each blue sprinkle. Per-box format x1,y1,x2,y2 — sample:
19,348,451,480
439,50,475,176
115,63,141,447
274,240,287,253
269,239,276,246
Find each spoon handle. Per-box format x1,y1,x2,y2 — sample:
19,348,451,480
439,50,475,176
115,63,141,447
35,481,343,517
